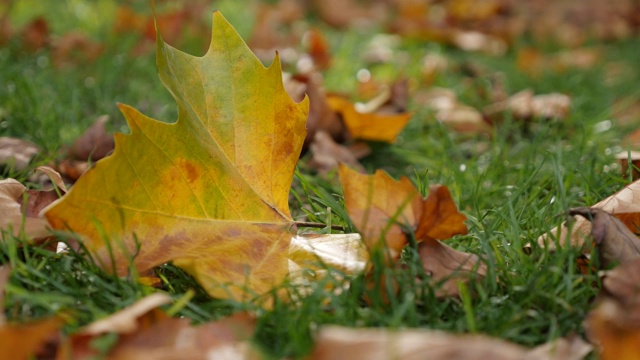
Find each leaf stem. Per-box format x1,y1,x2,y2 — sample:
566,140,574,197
294,221,345,231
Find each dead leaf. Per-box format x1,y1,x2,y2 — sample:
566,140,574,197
308,131,366,175
312,0,386,29
538,179,640,251
586,258,640,360
107,313,257,360
80,293,171,336
67,115,114,162
51,32,104,68
0,317,61,360
616,151,640,181
21,16,49,52
340,164,480,298
311,326,591,360
0,179,50,241
44,12,311,303
415,185,469,241
62,293,257,360
450,30,507,56
417,88,491,135
339,164,421,261
0,137,40,171
484,89,571,121
418,240,486,297
304,29,331,69
0,266,61,359
327,95,411,143
568,208,640,268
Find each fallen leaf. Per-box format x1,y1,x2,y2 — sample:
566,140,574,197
0,137,40,171
415,185,469,241
80,293,172,336
418,240,486,297
20,16,49,52
62,293,257,360
289,233,369,276
304,29,331,69
568,208,640,268
51,32,104,68
67,115,114,162
450,30,507,56
340,164,480,298
327,95,411,143
0,179,50,241
586,258,640,360
311,326,592,360
308,130,366,175
0,266,62,359
484,89,571,121
288,233,369,298
107,313,257,360
45,12,309,303
614,150,640,179
339,164,421,261
417,88,491,135
538,179,640,251
312,0,386,28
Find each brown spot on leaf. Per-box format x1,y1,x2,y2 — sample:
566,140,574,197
180,160,199,183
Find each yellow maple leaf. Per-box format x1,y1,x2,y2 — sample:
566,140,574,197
45,12,309,302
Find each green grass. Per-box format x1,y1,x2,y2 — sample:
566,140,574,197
2,1,640,358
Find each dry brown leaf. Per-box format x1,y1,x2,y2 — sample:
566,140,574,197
311,326,591,360
538,179,640,251
484,89,571,121
450,30,507,56
586,258,640,360
418,240,486,297
304,29,331,69
309,131,365,175
416,185,469,241
21,16,49,52
340,164,481,299
0,317,61,360
68,115,114,162
0,179,51,241
51,32,104,68
312,0,386,28
63,293,257,360
0,266,61,359
570,208,640,268
107,313,257,360
327,95,411,143
0,137,40,171
339,164,420,261
80,293,172,336
418,88,491,135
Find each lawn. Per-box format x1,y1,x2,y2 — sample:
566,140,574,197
1,0,639,358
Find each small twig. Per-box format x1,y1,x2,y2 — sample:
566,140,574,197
294,221,345,231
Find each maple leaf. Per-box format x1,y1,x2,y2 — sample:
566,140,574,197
326,95,411,143
339,164,484,297
45,12,309,302
538,179,640,253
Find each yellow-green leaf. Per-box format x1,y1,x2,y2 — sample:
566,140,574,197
45,12,309,302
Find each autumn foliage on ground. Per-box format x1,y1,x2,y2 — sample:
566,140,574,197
1,0,640,359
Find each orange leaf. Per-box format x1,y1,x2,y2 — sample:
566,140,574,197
415,185,468,242
339,164,420,261
327,95,411,143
